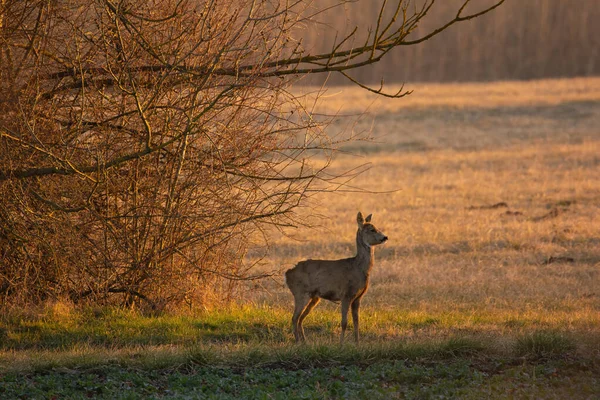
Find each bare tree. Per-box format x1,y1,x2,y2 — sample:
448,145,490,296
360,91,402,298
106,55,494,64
0,0,503,308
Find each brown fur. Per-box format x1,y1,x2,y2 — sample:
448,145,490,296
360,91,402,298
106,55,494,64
285,212,388,344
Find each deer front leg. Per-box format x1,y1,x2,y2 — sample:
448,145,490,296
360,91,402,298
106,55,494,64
351,298,361,344
340,299,351,345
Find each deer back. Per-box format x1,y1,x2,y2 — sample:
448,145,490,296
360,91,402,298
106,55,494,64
285,258,368,302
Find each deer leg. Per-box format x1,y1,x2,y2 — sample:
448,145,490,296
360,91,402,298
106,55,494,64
292,294,311,342
340,299,351,345
298,297,320,341
351,298,361,344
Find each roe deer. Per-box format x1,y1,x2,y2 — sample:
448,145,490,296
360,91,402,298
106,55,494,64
284,212,388,344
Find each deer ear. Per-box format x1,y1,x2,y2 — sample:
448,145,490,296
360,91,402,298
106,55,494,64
357,212,364,226
365,214,372,223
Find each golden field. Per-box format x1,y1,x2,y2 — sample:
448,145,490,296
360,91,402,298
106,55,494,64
246,77,600,351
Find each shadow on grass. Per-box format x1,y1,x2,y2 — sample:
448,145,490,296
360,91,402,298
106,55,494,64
1,319,187,350
197,321,288,343
0,309,291,351
187,336,487,371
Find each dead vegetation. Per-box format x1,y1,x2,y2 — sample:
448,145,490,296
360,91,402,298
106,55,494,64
245,78,600,332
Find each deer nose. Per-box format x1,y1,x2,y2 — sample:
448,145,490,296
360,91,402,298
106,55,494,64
382,236,388,242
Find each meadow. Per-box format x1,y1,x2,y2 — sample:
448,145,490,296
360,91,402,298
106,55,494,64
1,77,599,398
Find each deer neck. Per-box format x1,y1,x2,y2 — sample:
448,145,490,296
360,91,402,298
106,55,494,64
354,231,374,276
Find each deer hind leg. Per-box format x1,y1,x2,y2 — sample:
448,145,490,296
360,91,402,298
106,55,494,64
292,294,311,342
351,297,361,344
340,299,351,345
297,297,320,341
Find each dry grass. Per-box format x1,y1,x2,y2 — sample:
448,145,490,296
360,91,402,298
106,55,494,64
246,77,600,352
301,77,600,113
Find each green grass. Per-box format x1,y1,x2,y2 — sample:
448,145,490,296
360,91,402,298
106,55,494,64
0,358,497,399
515,331,577,360
2,304,594,352
1,305,598,398
3,355,595,399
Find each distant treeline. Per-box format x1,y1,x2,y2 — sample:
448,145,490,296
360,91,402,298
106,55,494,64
301,0,599,83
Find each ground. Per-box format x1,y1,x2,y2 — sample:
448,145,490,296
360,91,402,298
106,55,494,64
1,77,599,399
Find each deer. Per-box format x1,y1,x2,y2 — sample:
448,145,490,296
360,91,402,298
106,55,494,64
284,212,388,344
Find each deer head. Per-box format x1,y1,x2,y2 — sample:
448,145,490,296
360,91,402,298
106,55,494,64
357,212,388,246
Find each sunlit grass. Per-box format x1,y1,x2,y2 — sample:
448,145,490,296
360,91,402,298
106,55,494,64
298,77,600,114
1,304,597,373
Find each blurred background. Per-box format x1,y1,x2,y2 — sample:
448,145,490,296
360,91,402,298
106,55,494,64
301,0,599,83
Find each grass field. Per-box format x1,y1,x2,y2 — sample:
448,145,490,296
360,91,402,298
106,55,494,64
2,77,600,398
